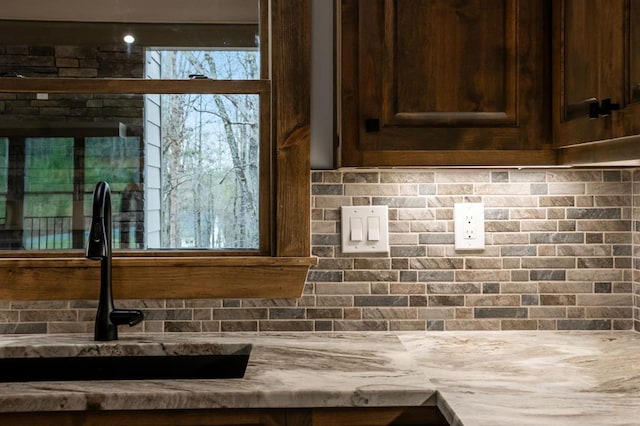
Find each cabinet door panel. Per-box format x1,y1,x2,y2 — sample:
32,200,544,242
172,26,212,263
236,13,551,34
393,0,512,124
629,0,640,104
564,1,621,109
553,0,623,146
624,0,640,136
342,0,550,166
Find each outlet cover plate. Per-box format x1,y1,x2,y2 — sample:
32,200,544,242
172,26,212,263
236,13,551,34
341,206,389,254
454,202,485,251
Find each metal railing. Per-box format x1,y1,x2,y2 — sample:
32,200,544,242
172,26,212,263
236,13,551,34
23,216,75,250
22,214,142,250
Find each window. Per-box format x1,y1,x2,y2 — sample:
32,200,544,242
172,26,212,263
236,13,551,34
0,0,314,301
148,49,261,250
0,15,267,252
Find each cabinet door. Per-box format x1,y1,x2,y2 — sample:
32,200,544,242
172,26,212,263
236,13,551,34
0,409,289,426
310,407,448,426
552,0,640,147
340,0,552,166
624,0,640,136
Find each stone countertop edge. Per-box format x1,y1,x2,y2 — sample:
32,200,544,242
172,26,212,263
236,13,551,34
0,332,438,414
397,330,640,426
0,331,639,426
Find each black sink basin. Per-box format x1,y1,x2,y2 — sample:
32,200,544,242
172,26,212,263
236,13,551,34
0,344,252,382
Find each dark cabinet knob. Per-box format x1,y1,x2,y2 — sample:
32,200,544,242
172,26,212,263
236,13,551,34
599,98,620,117
585,98,620,119
588,100,601,119
364,118,380,133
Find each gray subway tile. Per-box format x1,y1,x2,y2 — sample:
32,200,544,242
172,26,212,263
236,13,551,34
343,172,379,183
426,320,445,331
269,308,306,320
344,270,399,282
312,184,344,195
557,319,611,330
567,208,621,220
500,245,538,257
390,246,427,257
474,308,528,319
418,270,456,282
428,296,465,307
594,282,612,293
530,270,566,281
482,283,501,294
0,323,47,334
259,321,314,332
373,196,426,208
530,233,584,244
419,233,455,244
354,296,408,307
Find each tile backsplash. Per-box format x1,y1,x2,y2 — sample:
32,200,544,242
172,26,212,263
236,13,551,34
310,169,635,332
2,168,640,334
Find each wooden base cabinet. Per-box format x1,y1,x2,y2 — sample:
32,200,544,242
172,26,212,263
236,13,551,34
0,409,288,426
309,407,449,425
340,0,553,167
0,407,449,426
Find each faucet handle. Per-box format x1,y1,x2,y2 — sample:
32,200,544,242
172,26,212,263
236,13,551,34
86,222,108,259
110,310,144,327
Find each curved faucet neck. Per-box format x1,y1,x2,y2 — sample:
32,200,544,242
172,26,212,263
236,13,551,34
86,181,112,260
86,181,116,340
86,181,144,341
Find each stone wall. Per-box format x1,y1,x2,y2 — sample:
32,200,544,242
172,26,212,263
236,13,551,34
307,169,634,332
0,44,144,134
0,168,636,334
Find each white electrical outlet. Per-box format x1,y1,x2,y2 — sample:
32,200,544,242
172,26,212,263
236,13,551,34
454,203,485,250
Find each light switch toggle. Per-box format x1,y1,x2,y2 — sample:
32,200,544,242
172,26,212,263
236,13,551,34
367,216,380,241
350,217,363,241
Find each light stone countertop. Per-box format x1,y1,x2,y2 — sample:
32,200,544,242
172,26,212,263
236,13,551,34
0,333,436,413
0,331,639,426
397,331,640,426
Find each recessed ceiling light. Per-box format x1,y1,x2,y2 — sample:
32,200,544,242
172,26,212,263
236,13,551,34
123,34,135,44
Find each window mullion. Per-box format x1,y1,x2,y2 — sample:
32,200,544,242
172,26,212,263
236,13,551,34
0,78,271,96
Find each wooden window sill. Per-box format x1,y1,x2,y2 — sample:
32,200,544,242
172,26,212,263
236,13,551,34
0,256,317,300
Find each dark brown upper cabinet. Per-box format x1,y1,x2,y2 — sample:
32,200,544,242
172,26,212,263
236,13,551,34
340,0,554,167
554,0,640,151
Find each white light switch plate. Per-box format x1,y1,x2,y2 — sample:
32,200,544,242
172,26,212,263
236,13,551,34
341,206,389,254
454,203,485,251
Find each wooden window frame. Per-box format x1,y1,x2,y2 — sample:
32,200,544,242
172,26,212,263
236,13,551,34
0,0,315,301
